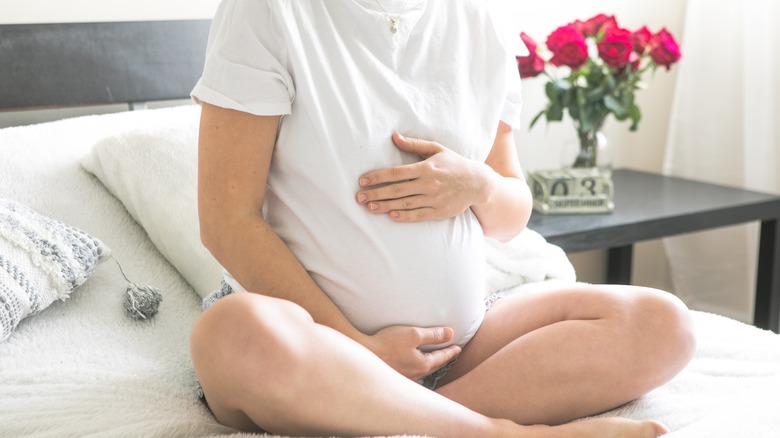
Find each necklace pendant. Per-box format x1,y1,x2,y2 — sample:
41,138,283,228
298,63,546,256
389,18,398,34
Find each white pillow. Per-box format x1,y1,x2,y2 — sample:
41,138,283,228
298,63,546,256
81,106,222,299
0,197,110,342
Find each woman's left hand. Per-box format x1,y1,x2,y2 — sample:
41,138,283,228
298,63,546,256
355,133,492,222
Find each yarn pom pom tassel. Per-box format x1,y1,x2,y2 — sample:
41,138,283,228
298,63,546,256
112,256,163,320
124,283,163,320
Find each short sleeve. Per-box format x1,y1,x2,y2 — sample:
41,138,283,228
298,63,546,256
500,52,523,129
191,0,295,116
493,14,528,129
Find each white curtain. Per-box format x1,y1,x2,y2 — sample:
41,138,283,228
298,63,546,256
663,0,780,323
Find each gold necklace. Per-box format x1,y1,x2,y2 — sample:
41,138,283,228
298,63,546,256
372,0,409,34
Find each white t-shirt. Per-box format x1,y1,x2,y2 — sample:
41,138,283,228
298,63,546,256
192,0,522,348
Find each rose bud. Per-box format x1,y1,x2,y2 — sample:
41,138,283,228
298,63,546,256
517,32,546,78
631,26,653,55
579,13,617,38
650,28,682,69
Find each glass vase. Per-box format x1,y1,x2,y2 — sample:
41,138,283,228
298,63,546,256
563,129,612,170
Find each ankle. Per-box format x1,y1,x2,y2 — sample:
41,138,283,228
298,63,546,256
489,418,549,438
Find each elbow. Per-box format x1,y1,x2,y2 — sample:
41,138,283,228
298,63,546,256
487,184,533,243
482,212,530,243
197,198,231,257
198,214,222,256
486,221,528,244
198,199,264,259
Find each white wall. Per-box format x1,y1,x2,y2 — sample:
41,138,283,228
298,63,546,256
1,0,687,291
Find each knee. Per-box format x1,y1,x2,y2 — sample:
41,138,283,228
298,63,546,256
627,288,697,382
190,293,314,397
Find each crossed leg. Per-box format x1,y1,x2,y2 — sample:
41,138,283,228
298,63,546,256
434,282,696,426
190,283,694,437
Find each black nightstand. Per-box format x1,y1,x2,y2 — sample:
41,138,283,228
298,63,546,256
528,169,780,333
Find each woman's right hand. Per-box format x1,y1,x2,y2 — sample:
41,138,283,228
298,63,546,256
362,325,462,381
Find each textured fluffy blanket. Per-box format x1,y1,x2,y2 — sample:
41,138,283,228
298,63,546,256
1,108,779,438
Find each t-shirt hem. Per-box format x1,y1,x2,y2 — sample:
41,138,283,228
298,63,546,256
191,84,292,116
500,102,522,129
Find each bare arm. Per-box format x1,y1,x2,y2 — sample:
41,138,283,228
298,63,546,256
470,121,533,242
197,103,365,341
356,121,533,242
198,103,460,379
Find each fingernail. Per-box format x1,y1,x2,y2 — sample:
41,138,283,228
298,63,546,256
396,133,405,141
369,202,378,211
358,193,367,203
390,211,400,219
360,177,369,187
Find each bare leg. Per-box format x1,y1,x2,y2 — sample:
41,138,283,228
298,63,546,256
435,283,696,426
191,292,670,437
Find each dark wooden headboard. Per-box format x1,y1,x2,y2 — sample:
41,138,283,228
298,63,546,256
0,20,211,110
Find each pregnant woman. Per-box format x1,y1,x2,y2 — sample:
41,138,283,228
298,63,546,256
190,1,696,436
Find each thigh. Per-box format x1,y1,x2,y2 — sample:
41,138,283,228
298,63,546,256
432,282,694,424
436,281,653,385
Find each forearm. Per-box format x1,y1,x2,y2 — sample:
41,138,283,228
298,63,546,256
471,166,533,242
201,212,367,344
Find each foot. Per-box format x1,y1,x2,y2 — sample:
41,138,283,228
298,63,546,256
552,417,669,437
498,417,669,438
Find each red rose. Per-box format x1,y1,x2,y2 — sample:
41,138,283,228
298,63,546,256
598,27,633,68
631,26,653,54
546,25,588,69
574,14,617,38
650,28,682,70
517,32,546,78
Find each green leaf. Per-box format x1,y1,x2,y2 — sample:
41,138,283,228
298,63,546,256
586,64,605,87
547,104,564,122
585,86,607,105
604,94,629,120
629,104,642,131
568,105,580,120
529,109,546,129
579,106,605,131
622,89,635,108
544,82,557,102
546,80,571,101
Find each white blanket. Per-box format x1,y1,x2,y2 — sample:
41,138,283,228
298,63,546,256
1,108,779,438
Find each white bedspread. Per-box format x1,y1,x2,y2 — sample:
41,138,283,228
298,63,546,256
1,108,779,438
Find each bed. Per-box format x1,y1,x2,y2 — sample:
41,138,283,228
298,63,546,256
1,20,780,438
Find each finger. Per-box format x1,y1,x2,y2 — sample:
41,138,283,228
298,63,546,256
357,180,421,205
417,326,454,347
423,345,462,372
389,207,438,222
392,133,443,159
364,195,427,214
359,163,421,188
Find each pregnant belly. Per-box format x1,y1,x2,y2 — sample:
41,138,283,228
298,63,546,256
299,210,488,348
